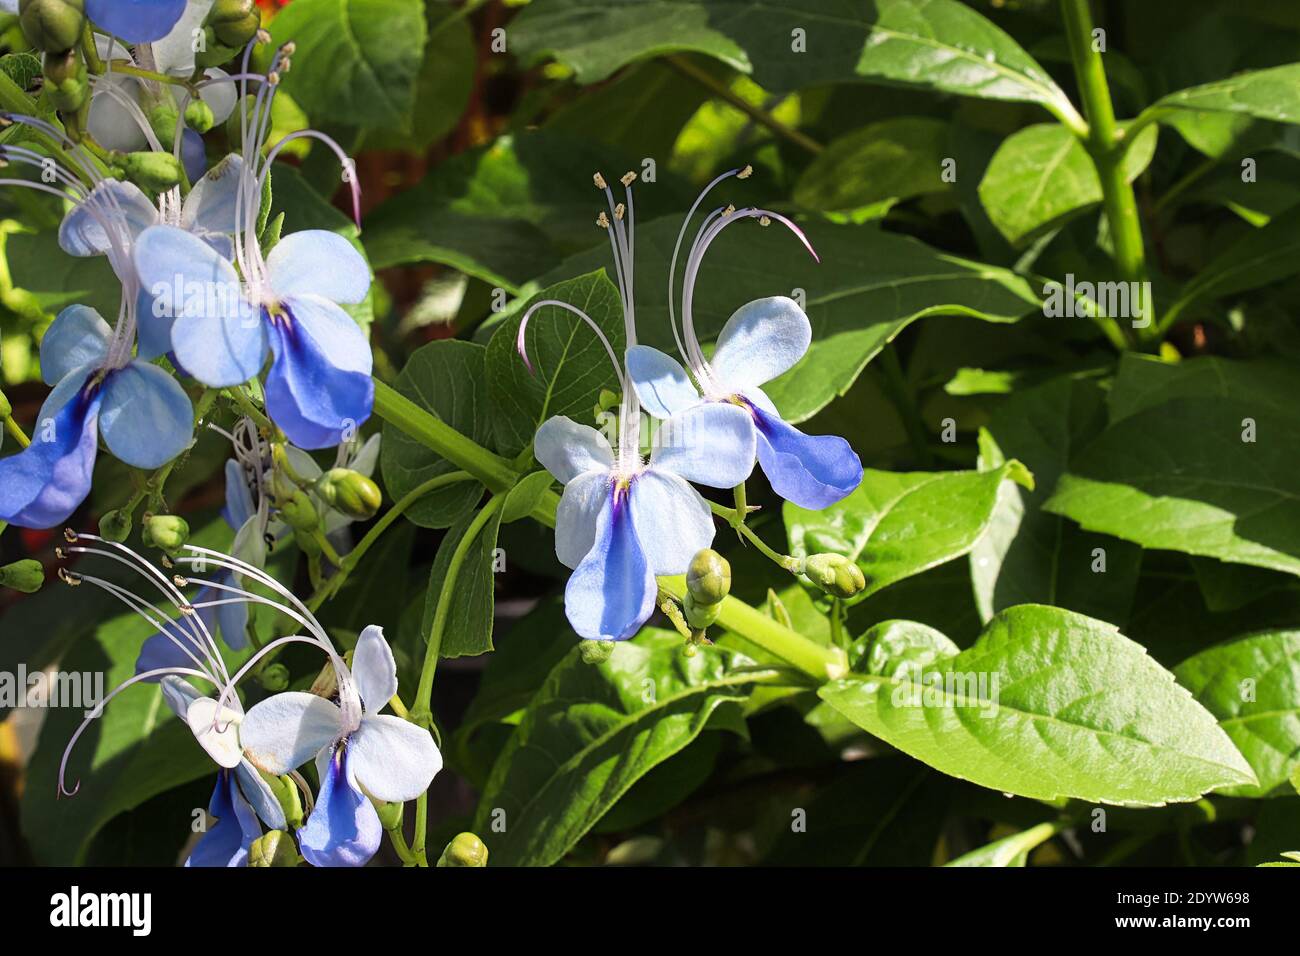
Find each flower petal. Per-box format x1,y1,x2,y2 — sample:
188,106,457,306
186,695,244,769
352,625,397,714
58,180,158,257
182,153,245,237
534,416,614,485
86,0,189,43
555,469,611,569
649,401,756,488
349,714,442,803
39,305,111,385
151,0,216,73
159,674,202,720
264,295,374,449
135,597,211,679
235,759,287,831
626,345,700,419
222,459,255,530
186,770,260,867
135,225,267,387
240,691,340,775
297,746,382,868
181,127,208,185
629,469,715,575
87,75,149,153
564,492,656,641
99,361,194,469
749,401,863,510
347,433,382,477
709,296,811,391
134,284,176,361
266,231,371,305
0,384,100,529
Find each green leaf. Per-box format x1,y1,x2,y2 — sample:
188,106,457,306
268,0,428,129
785,460,1032,605
0,52,40,90
502,470,557,523
793,117,950,212
484,270,625,459
380,339,490,529
1149,63,1300,128
1046,396,1300,577
978,122,1158,245
818,605,1257,804
417,502,503,660
1174,630,1300,798
7,229,120,318
1109,353,1297,424
472,633,766,865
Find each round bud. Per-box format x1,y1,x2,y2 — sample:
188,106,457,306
683,592,720,630
437,832,489,868
142,514,189,553
579,639,614,665
184,97,215,134
0,389,12,419
278,489,319,531
804,553,866,600
316,468,382,521
686,548,731,606
259,662,290,692
0,559,44,594
248,830,299,867
98,508,132,543
19,0,85,54
207,0,260,50
41,48,87,112
120,151,184,192
374,800,404,831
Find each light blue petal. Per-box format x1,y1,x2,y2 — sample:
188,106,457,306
86,0,188,43
534,416,614,485
0,384,100,528
298,746,383,868
182,153,245,236
240,691,340,775
134,224,267,387
266,231,371,305
629,469,715,575
186,770,260,867
99,361,194,469
649,401,756,488
235,759,287,832
626,345,701,419
264,295,374,449
555,469,612,569
39,305,111,385
134,284,175,361
564,492,656,641
749,401,862,510
709,296,811,392
222,459,255,530
216,592,250,650
352,625,397,714
159,675,201,720
58,180,157,257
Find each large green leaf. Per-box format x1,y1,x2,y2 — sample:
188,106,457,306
484,270,625,459
1175,630,1300,798
417,503,503,660
793,117,949,212
268,0,428,129
785,459,1032,605
818,605,1257,804
472,632,767,866
1108,353,1297,423
379,339,490,529
1148,62,1300,128
978,122,1158,245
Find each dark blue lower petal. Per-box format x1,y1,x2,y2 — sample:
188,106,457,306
264,309,374,450
86,0,187,43
748,402,862,510
185,770,261,867
564,489,657,641
181,128,207,184
0,386,100,529
297,744,382,867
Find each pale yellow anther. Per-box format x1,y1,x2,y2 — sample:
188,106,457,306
63,528,78,543
614,202,625,220
597,211,610,228
620,171,637,187
723,204,736,216
737,164,753,179
172,575,189,588
58,568,81,587
593,172,607,189
759,215,772,227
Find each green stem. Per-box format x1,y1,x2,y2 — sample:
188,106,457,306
227,386,275,433
878,345,933,467
386,821,419,866
106,59,191,89
4,414,30,448
1060,0,1152,344
80,22,103,75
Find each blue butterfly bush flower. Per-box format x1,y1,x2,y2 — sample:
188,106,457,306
625,168,863,510
57,533,441,868
523,172,757,642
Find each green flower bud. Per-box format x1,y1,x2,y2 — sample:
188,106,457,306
98,508,132,543
316,468,382,521
206,0,259,50
193,30,241,70
804,553,866,600
437,832,488,868
42,48,87,112
0,389,11,420
19,0,84,54
686,548,730,606
579,639,614,665
278,489,318,531
120,151,184,192
683,592,720,630
145,98,180,148
374,799,404,831
184,97,215,134
262,771,304,829
248,830,299,867
0,559,44,594
141,514,189,553
259,662,290,692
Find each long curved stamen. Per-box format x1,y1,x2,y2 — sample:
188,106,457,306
515,299,625,390
262,130,362,231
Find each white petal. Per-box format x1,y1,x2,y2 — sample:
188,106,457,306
159,675,202,720
709,296,811,391
283,444,323,481
534,416,614,485
349,714,442,803
649,402,757,488
626,345,701,419
240,691,340,775
87,76,150,152
151,0,216,74
352,625,398,714
186,696,244,769
555,469,612,569
629,470,715,575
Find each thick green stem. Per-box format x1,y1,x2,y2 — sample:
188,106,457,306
1061,0,1152,343
4,414,30,448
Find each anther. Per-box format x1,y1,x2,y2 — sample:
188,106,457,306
722,204,736,217
759,215,772,226
282,41,297,56
160,554,174,569
593,172,607,190
180,604,196,616
256,29,271,44
737,165,753,179
268,72,281,86
57,568,82,586
63,528,78,543
620,171,636,187
614,202,625,220
172,575,189,588
597,211,610,229
55,547,66,560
